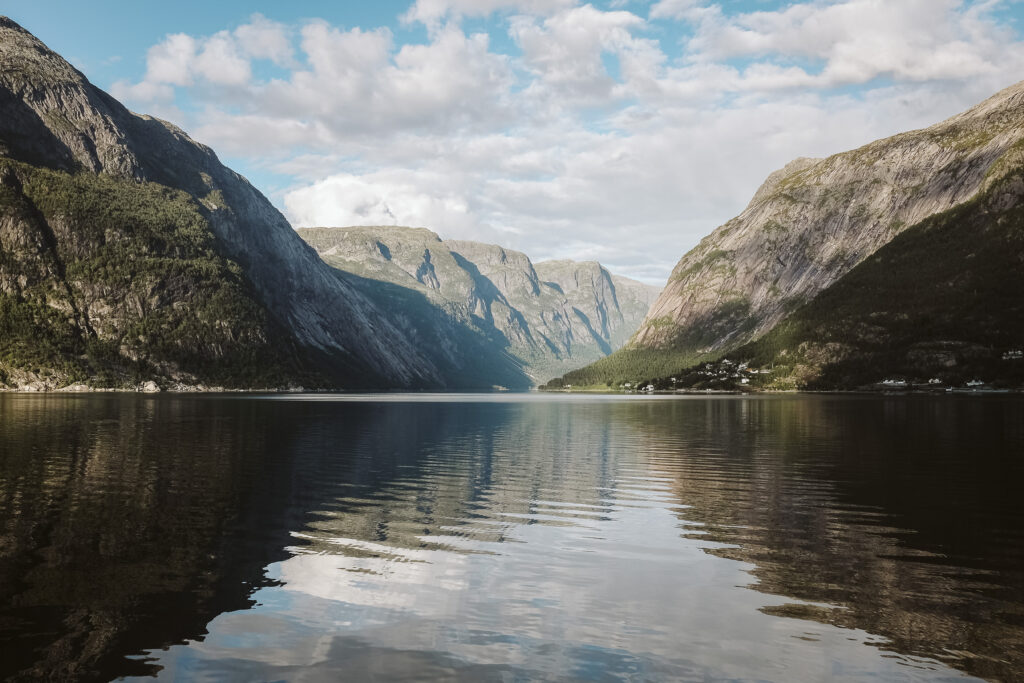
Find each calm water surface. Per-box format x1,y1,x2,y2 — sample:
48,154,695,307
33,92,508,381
0,393,1022,682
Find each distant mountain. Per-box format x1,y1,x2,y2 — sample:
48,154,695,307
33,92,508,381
298,226,661,383
0,17,457,391
551,81,1024,388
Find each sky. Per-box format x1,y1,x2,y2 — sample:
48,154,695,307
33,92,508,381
6,0,1024,283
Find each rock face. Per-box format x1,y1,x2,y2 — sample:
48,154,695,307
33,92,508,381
632,80,1024,358
0,17,446,390
727,155,1024,390
298,227,661,382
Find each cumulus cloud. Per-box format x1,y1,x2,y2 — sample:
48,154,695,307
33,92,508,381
510,5,662,105
403,0,577,27
144,33,197,86
180,22,513,151
680,0,1017,88
193,32,252,86
648,0,704,21
233,13,296,65
112,14,293,97
284,172,477,235
110,0,1024,283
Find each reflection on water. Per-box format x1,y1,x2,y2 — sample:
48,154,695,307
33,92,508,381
0,394,1022,681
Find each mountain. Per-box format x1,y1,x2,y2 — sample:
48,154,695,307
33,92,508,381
550,81,1024,388
0,17,453,391
718,158,1024,391
298,226,661,383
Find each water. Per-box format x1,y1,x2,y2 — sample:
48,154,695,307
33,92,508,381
1,394,1022,682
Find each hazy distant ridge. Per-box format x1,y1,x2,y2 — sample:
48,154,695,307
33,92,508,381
299,226,660,382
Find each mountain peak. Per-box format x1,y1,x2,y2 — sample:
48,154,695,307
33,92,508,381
944,79,1024,125
0,15,92,94
0,17,146,177
0,16,35,37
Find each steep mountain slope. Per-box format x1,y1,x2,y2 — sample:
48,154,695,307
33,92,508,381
552,80,1024,387
298,226,660,382
0,17,444,390
0,161,305,390
725,150,1024,390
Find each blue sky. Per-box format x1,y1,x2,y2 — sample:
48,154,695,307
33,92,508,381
6,0,1024,283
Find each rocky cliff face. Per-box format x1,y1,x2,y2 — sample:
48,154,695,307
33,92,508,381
298,227,660,382
0,17,444,390
727,153,1024,391
632,80,1024,359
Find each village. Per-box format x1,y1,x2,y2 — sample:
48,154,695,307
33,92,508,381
610,359,772,393
579,347,1024,394
875,348,1024,392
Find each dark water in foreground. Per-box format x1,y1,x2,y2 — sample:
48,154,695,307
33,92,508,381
1,394,1023,682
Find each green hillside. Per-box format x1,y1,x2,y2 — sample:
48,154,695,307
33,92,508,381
731,165,1024,390
0,159,321,389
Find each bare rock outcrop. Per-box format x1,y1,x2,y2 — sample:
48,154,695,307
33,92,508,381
299,227,660,382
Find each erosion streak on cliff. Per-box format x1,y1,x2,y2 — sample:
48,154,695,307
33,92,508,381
299,226,660,382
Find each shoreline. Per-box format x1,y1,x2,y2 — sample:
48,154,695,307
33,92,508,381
0,385,317,394
2,386,1021,396
538,387,1024,396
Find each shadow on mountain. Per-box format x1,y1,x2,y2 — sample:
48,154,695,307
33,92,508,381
736,168,1024,390
0,89,80,171
336,270,533,391
572,308,612,355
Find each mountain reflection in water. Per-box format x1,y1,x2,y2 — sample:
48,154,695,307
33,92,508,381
0,394,1022,681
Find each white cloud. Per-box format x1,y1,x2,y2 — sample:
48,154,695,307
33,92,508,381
110,1,1024,284
110,78,175,104
194,32,252,86
683,0,1016,88
144,33,197,86
648,0,704,21
233,13,296,66
403,0,577,27
120,14,294,95
510,5,660,104
284,172,477,235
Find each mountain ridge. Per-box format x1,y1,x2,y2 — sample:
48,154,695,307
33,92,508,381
550,79,1024,387
0,17,451,390
298,226,661,382
616,159,1024,392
